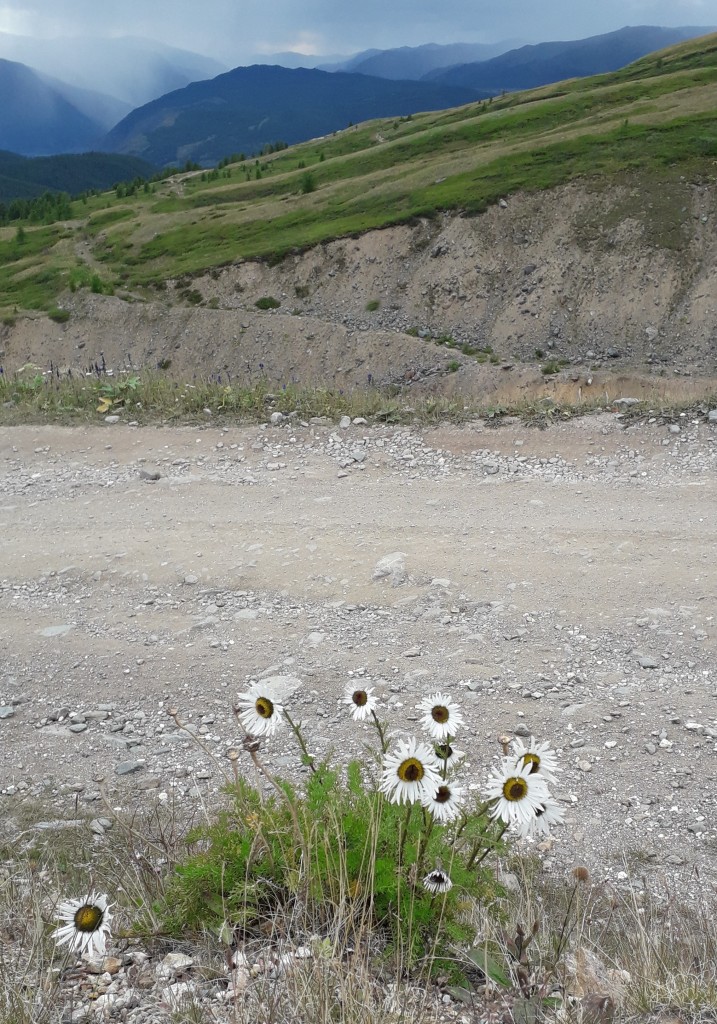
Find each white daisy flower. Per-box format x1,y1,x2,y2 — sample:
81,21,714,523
236,681,288,736
379,737,442,805
523,795,565,838
344,684,378,721
417,692,465,741
423,866,453,895
512,737,561,784
433,740,466,771
51,892,112,960
485,761,551,830
421,780,464,823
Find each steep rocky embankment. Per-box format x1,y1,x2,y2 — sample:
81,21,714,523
2,180,716,399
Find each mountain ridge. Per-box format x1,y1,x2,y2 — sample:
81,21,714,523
424,24,714,90
99,64,482,166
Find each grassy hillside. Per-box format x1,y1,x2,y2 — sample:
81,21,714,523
1,32,716,316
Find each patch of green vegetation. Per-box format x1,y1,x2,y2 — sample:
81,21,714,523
255,295,281,310
541,358,570,375
86,207,134,232
47,307,70,323
69,266,114,294
365,299,380,311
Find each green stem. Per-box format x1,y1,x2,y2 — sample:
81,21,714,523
467,821,508,869
398,802,415,867
283,710,316,773
416,809,435,878
371,710,390,754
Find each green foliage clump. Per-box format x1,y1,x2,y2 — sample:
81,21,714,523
541,358,569,375
365,299,380,312
47,307,70,323
255,295,281,310
163,756,504,974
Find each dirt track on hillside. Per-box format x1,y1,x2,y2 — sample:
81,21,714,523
1,414,716,895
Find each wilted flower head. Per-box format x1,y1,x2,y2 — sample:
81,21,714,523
423,866,453,895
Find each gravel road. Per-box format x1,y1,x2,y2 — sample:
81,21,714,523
1,412,716,896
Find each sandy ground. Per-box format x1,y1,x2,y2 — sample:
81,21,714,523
1,414,716,895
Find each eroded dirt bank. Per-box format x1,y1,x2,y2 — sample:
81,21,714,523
2,181,716,400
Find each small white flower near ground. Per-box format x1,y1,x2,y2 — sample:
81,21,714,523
344,684,378,721
52,892,112,960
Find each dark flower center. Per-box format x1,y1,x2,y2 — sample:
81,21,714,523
503,777,528,802
74,904,103,933
522,753,541,774
431,705,449,724
435,743,453,760
434,785,452,805
426,870,449,886
352,690,368,707
397,757,424,783
255,697,274,719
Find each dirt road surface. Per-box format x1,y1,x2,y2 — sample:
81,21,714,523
1,413,715,895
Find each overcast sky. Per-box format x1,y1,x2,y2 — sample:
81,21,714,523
0,0,715,62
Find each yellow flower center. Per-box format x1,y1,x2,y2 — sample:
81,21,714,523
397,757,424,783
352,690,368,707
521,753,541,774
431,705,449,724
74,904,103,933
255,697,274,719
503,776,528,802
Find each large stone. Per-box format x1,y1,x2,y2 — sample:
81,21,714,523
372,551,406,586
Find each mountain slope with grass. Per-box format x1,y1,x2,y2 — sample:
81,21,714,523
99,64,480,166
2,33,717,401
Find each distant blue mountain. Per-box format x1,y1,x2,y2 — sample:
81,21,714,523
0,59,103,155
321,41,521,79
100,64,480,167
0,32,227,109
424,25,714,92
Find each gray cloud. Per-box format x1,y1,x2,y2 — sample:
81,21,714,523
1,0,715,62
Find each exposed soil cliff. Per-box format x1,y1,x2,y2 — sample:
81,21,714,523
2,180,716,400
